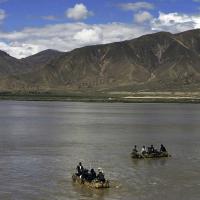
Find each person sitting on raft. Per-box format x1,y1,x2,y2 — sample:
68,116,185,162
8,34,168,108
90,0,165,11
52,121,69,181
76,162,84,176
141,146,147,155
147,145,155,154
90,168,96,180
81,168,90,180
97,168,105,183
160,144,167,152
132,145,140,157
148,145,159,154
132,145,138,153
87,168,97,182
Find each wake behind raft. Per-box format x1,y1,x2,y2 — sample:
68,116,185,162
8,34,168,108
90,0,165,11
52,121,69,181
72,162,110,189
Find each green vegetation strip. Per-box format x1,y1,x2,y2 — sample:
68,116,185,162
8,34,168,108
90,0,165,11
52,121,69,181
0,92,200,103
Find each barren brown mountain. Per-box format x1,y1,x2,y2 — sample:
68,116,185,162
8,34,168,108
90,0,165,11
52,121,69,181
1,29,200,93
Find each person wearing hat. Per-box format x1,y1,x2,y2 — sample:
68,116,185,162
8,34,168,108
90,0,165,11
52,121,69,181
97,168,105,183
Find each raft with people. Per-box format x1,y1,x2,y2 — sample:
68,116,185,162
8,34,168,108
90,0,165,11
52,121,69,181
131,144,171,159
72,162,110,189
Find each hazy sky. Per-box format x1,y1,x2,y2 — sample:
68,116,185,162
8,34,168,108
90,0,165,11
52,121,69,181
0,0,200,58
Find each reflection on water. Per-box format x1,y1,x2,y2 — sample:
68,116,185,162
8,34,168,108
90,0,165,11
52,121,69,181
0,101,200,200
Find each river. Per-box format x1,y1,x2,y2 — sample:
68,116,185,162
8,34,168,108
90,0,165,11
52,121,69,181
0,101,199,200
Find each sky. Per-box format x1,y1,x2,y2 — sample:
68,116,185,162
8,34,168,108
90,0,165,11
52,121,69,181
0,0,200,58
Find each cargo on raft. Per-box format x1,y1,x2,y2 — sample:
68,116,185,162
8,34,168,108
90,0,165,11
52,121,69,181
131,151,171,159
72,174,110,189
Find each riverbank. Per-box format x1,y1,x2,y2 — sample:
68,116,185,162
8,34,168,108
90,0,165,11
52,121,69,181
1,92,200,103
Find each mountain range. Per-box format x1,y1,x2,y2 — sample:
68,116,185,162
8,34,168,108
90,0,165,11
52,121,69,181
1,29,200,93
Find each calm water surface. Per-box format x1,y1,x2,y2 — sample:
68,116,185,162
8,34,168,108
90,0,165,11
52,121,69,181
0,101,200,200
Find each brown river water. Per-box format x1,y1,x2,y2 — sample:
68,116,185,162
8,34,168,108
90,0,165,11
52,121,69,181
0,101,200,200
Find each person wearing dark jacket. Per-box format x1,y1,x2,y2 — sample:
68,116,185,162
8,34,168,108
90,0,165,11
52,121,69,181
160,144,167,152
82,169,89,180
133,145,138,153
90,169,96,180
97,168,105,183
149,145,155,153
76,162,84,176
87,168,97,182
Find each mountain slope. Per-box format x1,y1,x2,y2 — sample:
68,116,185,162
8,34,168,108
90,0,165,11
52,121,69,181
33,29,200,91
22,49,64,70
0,50,29,75
1,29,200,92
